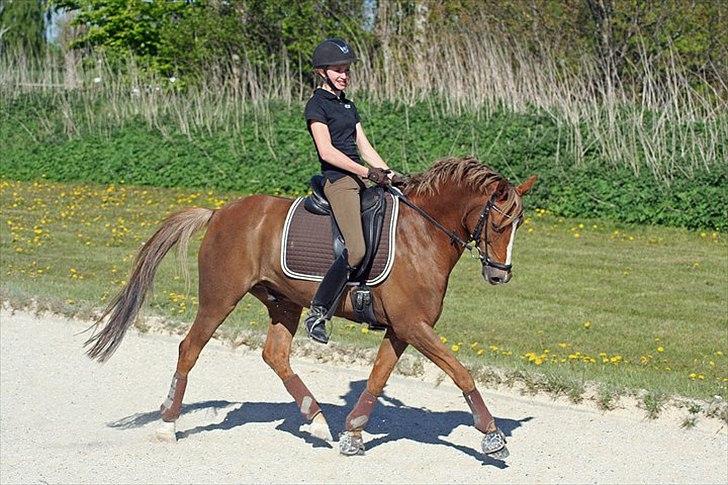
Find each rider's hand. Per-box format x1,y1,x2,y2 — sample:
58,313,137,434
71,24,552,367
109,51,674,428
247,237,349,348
389,171,408,187
366,167,391,187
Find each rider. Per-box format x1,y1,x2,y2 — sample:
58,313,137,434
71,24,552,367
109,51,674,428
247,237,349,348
303,38,392,344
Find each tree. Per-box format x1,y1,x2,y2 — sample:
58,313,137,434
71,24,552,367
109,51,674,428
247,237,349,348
52,0,194,64
0,0,47,57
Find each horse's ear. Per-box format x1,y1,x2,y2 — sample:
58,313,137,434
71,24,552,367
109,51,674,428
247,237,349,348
516,175,538,196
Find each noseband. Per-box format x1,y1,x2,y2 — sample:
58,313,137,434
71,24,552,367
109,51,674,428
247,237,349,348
387,187,521,272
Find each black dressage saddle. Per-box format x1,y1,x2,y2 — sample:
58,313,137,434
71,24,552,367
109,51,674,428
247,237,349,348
304,175,387,282
303,175,387,328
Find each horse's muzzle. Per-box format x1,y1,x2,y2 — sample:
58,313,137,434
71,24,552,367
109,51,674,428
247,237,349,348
483,265,512,285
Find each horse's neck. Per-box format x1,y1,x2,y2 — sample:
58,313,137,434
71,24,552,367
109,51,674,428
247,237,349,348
406,185,479,245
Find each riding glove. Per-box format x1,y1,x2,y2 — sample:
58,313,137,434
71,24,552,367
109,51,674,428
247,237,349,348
366,167,390,187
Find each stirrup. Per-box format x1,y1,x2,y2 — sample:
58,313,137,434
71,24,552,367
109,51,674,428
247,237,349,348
305,307,331,344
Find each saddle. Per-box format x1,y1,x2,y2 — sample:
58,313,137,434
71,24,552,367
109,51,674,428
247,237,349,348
304,175,386,282
280,175,400,329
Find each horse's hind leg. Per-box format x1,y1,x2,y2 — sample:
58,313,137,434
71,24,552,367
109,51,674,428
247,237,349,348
156,256,251,441
340,330,408,455
259,295,332,442
405,321,509,459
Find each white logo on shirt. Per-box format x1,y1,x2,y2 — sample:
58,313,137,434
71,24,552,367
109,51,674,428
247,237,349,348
344,104,351,108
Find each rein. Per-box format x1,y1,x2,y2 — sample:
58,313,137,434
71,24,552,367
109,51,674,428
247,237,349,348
387,186,518,271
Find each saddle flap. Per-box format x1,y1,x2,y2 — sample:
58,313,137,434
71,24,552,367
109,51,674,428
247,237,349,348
360,186,384,212
351,187,387,281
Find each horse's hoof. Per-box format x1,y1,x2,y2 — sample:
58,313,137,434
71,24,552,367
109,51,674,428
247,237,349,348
481,427,508,459
488,445,510,460
154,420,177,442
339,431,365,456
302,413,333,442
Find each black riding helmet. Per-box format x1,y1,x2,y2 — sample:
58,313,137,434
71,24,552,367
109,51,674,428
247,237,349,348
312,38,357,68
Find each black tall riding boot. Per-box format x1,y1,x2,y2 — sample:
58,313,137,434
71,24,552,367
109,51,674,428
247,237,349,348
305,252,352,344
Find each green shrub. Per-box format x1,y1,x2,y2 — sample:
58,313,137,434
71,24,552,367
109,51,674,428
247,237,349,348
1,95,724,231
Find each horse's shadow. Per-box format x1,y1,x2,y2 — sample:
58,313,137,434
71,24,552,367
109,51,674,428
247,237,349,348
109,380,533,466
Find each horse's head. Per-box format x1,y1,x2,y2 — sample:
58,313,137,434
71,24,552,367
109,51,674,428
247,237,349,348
470,175,537,285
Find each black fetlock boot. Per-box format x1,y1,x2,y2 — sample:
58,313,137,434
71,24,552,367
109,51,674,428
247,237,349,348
305,253,352,344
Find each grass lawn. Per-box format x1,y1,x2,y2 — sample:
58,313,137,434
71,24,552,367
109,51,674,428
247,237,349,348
1,179,726,403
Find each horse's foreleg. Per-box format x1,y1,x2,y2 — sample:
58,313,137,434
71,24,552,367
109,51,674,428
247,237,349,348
261,298,332,441
340,330,408,455
406,321,509,459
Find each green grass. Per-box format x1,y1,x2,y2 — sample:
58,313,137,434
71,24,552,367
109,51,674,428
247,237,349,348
1,179,726,402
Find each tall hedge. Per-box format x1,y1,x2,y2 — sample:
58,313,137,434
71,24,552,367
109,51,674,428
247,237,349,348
1,96,725,231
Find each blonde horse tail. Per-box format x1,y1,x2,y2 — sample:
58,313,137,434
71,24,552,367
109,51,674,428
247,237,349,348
85,207,215,362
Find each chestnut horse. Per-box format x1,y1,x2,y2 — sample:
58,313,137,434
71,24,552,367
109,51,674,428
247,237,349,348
85,157,536,460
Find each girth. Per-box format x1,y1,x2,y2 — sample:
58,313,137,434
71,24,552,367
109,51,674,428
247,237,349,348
303,175,387,282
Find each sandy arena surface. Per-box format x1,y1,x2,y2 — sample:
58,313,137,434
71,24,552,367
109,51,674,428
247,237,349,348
1,309,726,484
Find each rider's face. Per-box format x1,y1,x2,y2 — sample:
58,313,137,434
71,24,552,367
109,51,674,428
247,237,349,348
323,64,351,91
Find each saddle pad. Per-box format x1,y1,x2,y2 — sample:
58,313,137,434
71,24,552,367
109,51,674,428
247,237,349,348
281,194,399,286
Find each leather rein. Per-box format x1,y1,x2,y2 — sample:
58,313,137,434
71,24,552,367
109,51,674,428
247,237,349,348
387,186,521,272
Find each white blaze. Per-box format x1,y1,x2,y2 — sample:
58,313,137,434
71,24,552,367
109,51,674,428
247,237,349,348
505,223,518,265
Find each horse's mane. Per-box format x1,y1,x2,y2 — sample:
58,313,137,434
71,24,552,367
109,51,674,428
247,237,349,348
402,156,522,227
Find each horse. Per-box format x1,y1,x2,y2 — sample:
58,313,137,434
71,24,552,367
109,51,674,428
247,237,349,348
85,156,537,460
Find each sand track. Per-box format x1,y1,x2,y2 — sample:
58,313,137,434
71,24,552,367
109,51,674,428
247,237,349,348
1,309,726,484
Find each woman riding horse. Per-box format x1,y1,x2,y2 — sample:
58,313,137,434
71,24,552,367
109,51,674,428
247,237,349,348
86,157,535,459
303,38,394,344
83,38,538,460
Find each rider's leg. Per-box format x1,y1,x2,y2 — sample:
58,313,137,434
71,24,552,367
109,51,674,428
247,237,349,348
324,175,366,268
305,175,365,344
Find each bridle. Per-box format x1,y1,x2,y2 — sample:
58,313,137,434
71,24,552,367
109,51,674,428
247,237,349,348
387,186,522,272
467,195,522,272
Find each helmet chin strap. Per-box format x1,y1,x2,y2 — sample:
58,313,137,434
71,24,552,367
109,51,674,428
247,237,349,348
323,69,341,94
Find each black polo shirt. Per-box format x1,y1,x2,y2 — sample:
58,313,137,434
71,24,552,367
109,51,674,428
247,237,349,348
304,88,362,182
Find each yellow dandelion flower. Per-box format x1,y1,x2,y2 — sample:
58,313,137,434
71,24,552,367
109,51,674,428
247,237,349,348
451,344,460,352
583,321,591,329
657,346,664,352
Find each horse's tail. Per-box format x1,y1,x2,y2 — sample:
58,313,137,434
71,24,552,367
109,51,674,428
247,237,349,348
85,207,215,362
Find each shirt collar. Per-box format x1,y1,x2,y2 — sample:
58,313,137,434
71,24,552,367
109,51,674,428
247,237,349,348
315,87,347,101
